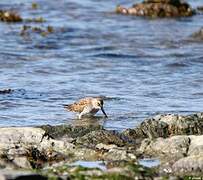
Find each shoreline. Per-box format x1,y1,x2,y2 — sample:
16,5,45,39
0,112,202,179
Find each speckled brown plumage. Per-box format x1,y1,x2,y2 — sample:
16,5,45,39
64,97,92,113
64,97,107,119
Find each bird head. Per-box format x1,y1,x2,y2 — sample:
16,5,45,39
92,98,108,118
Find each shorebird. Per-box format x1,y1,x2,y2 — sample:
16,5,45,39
64,97,108,119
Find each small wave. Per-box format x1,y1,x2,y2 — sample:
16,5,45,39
90,53,138,59
166,62,188,68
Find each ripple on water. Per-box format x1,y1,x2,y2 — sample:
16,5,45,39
0,0,203,129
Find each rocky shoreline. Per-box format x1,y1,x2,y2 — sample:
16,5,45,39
0,113,203,179
116,0,195,17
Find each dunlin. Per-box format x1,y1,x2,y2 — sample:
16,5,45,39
64,97,108,119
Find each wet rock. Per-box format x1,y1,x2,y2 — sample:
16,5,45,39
0,10,22,22
197,6,203,12
25,17,46,23
20,25,54,37
123,113,203,140
122,119,168,140
0,89,13,94
191,28,203,40
40,124,102,141
116,0,194,17
32,2,39,10
76,130,125,148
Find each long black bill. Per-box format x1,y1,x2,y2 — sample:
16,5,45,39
101,107,108,118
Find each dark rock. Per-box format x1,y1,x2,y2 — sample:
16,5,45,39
76,130,125,148
20,26,54,37
0,10,22,22
0,89,13,94
197,6,203,12
32,2,39,10
24,17,46,23
39,124,102,140
116,0,194,17
122,113,203,140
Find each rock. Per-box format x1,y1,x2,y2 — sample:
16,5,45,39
0,120,202,178
0,159,18,170
103,148,137,161
0,169,47,180
32,2,39,10
96,143,117,150
139,136,190,160
12,157,32,169
122,113,203,140
197,6,203,12
187,135,203,156
0,125,136,170
73,147,100,161
39,124,102,140
191,28,203,40
20,26,54,37
138,134,203,175
0,10,22,22
0,89,13,94
106,160,132,169
122,119,168,140
76,130,125,148
172,155,203,176
116,0,194,17
0,127,74,169
25,17,46,23
0,127,74,152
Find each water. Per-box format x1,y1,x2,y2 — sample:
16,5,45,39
71,161,106,170
0,0,203,130
139,158,160,168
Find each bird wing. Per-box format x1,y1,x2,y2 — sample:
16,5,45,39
64,97,92,113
